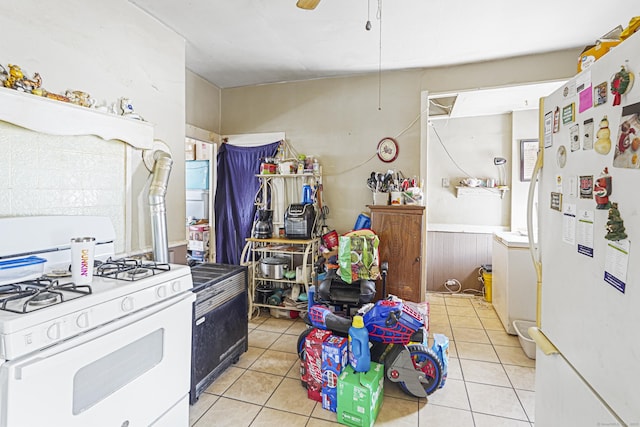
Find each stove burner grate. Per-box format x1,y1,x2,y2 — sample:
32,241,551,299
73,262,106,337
0,278,92,314
95,257,170,281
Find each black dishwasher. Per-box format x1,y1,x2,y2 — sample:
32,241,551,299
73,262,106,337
189,263,248,405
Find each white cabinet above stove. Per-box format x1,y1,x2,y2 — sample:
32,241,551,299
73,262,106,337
0,86,153,149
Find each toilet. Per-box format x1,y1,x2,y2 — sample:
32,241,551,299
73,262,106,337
512,320,536,359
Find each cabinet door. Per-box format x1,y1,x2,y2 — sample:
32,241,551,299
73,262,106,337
370,207,424,302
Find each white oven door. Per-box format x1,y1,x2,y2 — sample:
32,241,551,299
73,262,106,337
0,292,194,427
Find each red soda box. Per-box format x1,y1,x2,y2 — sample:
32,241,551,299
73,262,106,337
305,328,332,402
321,335,348,412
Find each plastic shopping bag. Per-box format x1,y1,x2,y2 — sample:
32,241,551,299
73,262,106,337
431,333,449,388
337,229,380,283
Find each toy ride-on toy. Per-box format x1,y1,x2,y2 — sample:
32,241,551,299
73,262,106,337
298,295,444,398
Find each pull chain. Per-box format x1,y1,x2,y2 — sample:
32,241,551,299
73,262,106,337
365,0,371,30
377,0,383,110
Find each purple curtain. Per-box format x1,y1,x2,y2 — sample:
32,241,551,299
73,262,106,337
215,141,280,264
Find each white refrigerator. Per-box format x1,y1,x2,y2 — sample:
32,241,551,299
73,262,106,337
529,30,640,426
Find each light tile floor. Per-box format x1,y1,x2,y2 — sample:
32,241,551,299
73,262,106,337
189,293,536,427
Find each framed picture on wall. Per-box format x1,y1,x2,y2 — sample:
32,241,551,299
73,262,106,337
520,139,539,182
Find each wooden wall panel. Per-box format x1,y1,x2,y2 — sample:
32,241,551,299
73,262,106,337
427,231,493,293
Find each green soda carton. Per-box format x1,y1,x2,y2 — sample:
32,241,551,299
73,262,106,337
337,362,384,427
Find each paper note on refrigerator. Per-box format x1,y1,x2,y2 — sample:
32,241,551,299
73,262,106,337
562,203,576,245
576,210,594,257
604,239,630,293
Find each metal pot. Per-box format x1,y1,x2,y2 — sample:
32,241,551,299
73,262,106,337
260,256,288,279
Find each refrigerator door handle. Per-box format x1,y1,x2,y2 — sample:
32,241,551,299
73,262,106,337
528,326,558,355
527,121,544,329
526,148,542,272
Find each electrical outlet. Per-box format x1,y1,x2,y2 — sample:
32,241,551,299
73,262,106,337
442,177,450,187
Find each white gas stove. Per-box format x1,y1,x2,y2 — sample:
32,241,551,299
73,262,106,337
0,216,194,426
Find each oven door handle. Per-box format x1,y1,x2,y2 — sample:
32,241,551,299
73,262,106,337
9,292,195,380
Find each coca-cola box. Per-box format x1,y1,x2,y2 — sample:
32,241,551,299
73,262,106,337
304,328,332,402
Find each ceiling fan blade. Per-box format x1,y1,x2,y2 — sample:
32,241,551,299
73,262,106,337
296,0,321,10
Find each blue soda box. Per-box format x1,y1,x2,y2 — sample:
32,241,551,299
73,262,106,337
321,335,348,412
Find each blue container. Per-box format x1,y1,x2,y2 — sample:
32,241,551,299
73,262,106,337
307,285,317,310
302,184,312,204
348,315,371,372
354,213,371,230
186,160,209,190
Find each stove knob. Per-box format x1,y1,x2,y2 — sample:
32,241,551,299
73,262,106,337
76,312,90,329
47,322,61,340
171,280,182,293
121,297,134,312
155,285,167,299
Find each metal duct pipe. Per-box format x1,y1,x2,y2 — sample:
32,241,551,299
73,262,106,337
148,150,173,263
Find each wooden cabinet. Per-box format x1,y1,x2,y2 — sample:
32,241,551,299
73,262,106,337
368,205,426,302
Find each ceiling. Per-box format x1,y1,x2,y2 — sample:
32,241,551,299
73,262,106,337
129,0,636,89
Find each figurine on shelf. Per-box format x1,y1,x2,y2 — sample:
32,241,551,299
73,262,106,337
0,64,6,86
118,97,143,120
65,90,95,108
2,64,42,93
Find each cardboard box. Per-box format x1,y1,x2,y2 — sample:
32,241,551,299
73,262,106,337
195,141,211,160
578,39,621,72
337,362,384,427
190,250,207,262
188,224,210,251
185,142,196,161
321,335,348,412
304,328,332,402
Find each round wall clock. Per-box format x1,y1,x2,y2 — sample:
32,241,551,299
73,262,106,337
377,137,399,163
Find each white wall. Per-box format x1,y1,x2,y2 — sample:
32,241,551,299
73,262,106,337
0,0,187,254
511,109,540,232
186,70,221,135
221,50,580,234
427,114,512,229
222,71,424,233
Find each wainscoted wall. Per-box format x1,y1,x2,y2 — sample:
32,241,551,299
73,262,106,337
427,231,493,293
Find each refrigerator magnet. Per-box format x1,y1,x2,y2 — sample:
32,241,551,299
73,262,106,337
562,103,575,124
612,101,640,169
544,111,554,148
555,174,563,192
610,65,634,106
550,192,563,211
605,202,628,241
553,107,561,133
567,176,577,198
579,175,593,199
570,124,580,151
594,167,612,209
594,81,608,106
583,118,594,150
595,116,612,155
557,145,567,168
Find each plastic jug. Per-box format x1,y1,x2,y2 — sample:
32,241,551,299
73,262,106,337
302,184,312,204
354,212,371,230
348,315,371,372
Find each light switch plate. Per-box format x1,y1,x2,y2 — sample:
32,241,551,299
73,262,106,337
442,178,450,187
